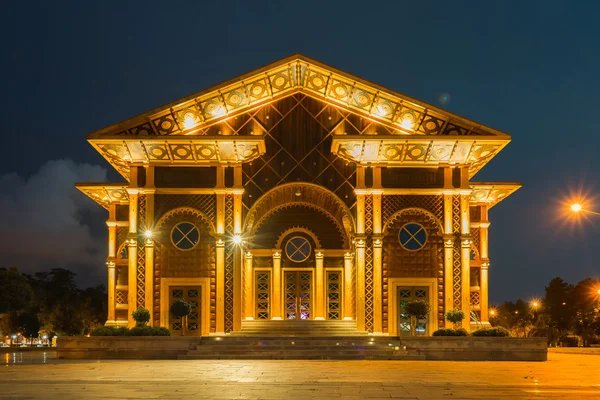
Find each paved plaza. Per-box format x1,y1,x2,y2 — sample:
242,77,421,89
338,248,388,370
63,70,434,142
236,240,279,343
1,351,599,399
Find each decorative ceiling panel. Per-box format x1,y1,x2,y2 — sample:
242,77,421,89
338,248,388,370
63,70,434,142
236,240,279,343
76,184,129,209
469,183,521,209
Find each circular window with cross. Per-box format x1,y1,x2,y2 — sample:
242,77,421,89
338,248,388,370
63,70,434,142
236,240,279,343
398,223,427,251
285,236,312,263
171,222,200,251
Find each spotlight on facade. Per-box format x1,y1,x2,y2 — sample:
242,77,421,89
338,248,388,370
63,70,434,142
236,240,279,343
183,115,196,130
144,230,153,238
232,234,243,245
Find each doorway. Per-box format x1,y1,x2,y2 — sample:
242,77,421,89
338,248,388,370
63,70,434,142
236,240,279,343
397,286,429,336
284,270,313,320
169,286,201,336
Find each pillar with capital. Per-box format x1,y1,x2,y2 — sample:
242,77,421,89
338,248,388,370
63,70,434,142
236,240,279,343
271,250,282,320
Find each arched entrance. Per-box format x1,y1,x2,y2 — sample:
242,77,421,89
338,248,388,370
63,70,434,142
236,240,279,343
242,183,355,323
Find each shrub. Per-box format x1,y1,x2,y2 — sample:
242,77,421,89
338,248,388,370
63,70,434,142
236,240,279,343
132,308,151,327
89,325,170,336
126,326,171,336
404,300,430,319
445,310,466,325
90,326,128,336
472,327,511,337
432,328,469,336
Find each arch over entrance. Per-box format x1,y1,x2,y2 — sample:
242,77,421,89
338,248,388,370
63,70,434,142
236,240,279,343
244,182,355,248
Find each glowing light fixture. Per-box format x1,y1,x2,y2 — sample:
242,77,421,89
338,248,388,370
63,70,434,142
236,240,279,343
144,230,153,238
530,300,540,310
570,203,582,213
489,309,496,316
183,115,197,130
232,234,242,245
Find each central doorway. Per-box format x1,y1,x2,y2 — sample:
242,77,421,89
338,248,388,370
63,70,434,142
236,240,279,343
284,270,313,320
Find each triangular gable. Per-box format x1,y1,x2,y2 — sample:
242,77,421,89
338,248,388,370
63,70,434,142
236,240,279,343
88,54,510,139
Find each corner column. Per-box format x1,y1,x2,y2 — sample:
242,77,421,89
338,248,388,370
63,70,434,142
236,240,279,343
126,187,139,328
480,204,490,323
106,203,117,324
271,250,282,320
460,189,471,330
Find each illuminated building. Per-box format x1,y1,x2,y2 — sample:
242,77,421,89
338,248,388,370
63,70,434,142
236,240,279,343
78,55,519,335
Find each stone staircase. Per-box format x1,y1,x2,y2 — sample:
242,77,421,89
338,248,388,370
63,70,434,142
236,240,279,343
233,320,365,336
178,321,425,360
179,336,424,360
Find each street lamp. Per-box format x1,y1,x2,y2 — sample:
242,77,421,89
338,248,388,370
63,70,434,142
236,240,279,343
570,203,600,216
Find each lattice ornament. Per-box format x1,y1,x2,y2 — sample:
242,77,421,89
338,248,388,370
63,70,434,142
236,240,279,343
154,194,216,224
116,290,127,305
136,195,147,309
241,95,357,213
470,291,480,307
471,228,481,254
224,194,234,332
382,195,443,222
452,195,461,310
364,195,374,332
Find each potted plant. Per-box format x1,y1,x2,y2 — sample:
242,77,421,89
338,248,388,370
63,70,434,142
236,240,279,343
170,300,192,336
445,309,466,329
404,300,430,336
132,307,151,327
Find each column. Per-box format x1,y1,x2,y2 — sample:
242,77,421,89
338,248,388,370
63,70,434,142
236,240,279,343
443,193,454,317
343,252,354,320
355,237,366,331
372,189,382,333
244,252,253,320
315,250,325,320
144,237,154,324
126,188,139,328
233,166,243,331
460,192,471,330
215,237,225,334
480,204,490,322
106,204,117,324
271,250,282,320
144,178,155,324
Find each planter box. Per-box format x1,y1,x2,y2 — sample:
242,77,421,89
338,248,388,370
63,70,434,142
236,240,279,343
400,337,547,361
57,337,199,359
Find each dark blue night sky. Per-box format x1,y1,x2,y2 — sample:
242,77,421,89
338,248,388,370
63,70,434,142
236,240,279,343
1,1,599,302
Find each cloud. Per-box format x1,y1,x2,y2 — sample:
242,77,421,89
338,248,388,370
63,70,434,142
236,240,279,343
0,159,109,284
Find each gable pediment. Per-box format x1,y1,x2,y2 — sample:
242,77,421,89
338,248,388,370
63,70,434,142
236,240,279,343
87,54,510,179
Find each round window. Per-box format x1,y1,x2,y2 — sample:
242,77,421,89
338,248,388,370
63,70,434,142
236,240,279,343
399,223,427,251
285,236,311,263
171,222,199,250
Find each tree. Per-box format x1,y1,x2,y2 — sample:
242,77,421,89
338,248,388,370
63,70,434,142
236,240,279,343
404,300,429,336
544,277,575,336
17,311,40,343
570,278,600,347
170,300,192,336
0,268,34,314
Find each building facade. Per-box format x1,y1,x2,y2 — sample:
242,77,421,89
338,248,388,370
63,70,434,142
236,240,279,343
78,55,520,336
